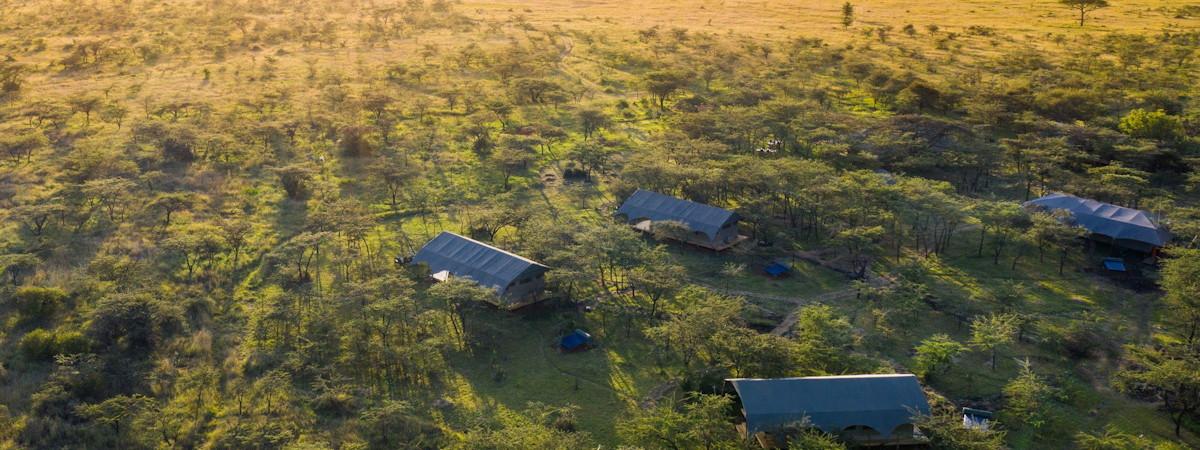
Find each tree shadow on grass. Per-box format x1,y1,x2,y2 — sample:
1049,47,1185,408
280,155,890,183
271,195,310,238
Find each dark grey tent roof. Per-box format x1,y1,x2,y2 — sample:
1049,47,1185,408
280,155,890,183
411,232,548,295
1024,193,1170,248
616,189,739,240
728,374,930,437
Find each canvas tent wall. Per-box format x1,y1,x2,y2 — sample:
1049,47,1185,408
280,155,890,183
616,189,742,248
1023,193,1170,252
727,374,930,446
411,232,549,308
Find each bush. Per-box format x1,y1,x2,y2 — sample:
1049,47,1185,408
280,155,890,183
1033,88,1106,122
20,329,89,361
1119,109,1186,143
1057,315,1118,360
15,286,67,323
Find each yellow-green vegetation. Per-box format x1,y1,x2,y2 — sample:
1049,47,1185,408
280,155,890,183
1,0,1200,449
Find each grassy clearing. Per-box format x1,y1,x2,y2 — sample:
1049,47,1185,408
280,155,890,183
445,306,668,445
669,244,848,298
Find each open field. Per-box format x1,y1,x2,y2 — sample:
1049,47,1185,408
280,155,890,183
467,0,1198,37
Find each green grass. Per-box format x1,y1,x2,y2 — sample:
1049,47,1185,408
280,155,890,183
668,245,847,296
445,306,669,445
821,231,1197,447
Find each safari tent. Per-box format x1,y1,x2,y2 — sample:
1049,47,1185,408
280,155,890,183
1024,193,1170,253
727,374,931,447
411,232,550,309
615,189,746,250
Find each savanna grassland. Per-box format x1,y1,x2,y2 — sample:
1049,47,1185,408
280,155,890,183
2,0,1200,449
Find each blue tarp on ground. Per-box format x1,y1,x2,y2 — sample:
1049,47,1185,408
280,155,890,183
764,262,791,277
1103,258,1127,272
560,329,591,351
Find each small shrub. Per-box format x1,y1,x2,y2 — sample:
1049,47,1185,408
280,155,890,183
15,286,67,323
313,390,359,417
1058,316,1118,359
966,25,996,36
720,262,747,278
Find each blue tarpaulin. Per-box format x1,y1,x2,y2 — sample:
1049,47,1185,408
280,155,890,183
1103,258,1127,272
764,262,791,277
560,329,592,351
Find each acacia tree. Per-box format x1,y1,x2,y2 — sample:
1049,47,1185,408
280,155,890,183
834,225,883,279
512,78,560,104
1027,210,1087,275
1,130,48,164
76,394,154,442
793,305,855,372
270,231,334,284
617,394,741,449
81,177,137,225
485,99,513,130
971,312,1018,371
220,216,252,270
1059,0,1109,27
914,334,967,381
11,202,64,237
1162,249,1200,348
426,278,495,349
576,108,610,140
369,155,418,209
465,201,528,242
566,141,614,180
68,94,103,126
162,223,225,280
626,247,685,319
643,70,688,109
491,145,534,191
972,200,1028,265
1,253,40,285
1003,359,1056,430
645,288,743,370
146,192,198,228
1114,344,1200,437
274,162,319,200
100,103,129,129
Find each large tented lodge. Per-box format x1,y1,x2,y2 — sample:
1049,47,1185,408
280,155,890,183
410,231,549,309
728,374,931,447
1024,193,1171,253
615,189,746,250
